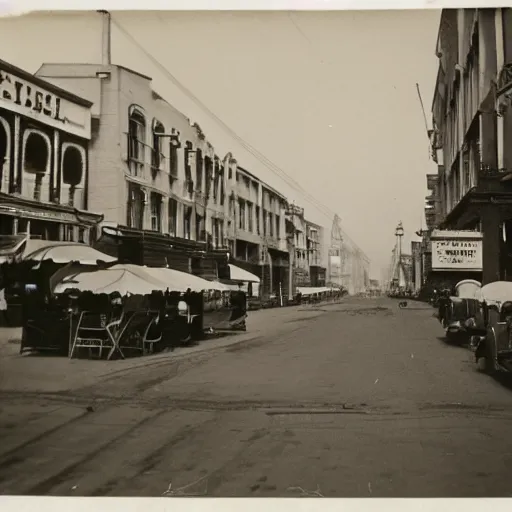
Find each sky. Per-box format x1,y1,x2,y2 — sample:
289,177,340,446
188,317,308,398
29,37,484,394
0,9,440,279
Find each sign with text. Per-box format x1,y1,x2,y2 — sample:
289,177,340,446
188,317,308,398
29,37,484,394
431,239,482,271
0,68,91,139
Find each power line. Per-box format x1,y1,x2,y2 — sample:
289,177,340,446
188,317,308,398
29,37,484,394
110,14,369,260
112,15,328,216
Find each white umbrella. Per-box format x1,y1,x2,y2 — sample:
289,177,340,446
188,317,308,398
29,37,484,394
54,266,168,296
140,265,230,292
24,242,116,265
228,264,260,283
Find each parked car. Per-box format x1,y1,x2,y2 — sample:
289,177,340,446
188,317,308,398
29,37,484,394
440,280,482,345
472,281,512,375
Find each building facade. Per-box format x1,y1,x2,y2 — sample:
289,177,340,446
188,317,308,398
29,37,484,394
34,62,233,276
35,63,228,244
429,8,512,285
0,59,103,244
229,165,290,299
305,219,326,287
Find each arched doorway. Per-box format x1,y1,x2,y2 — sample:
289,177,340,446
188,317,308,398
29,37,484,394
23,131,50,202
62,145,84,207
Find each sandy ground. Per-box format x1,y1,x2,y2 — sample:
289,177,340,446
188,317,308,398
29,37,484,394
2,297,512,497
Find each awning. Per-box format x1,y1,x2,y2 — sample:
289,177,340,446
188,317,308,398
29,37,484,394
141,266,230,293
297,286,333,296
54,265,169,296
228,264,260,283
54,263,232,295
24,242,117,265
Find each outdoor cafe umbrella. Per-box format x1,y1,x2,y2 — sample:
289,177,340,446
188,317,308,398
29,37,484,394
24,242,117,266
140,265,230,292
53,265,169,296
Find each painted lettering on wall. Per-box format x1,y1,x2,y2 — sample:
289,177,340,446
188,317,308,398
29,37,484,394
0,71,63,121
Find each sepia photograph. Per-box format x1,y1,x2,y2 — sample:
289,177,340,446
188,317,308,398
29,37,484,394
0,5,512,499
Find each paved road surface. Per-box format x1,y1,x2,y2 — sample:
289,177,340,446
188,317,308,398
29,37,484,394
2,298,512,497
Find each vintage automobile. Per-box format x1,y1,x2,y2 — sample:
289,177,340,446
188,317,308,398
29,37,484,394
473,281,512,375
440,280,483,344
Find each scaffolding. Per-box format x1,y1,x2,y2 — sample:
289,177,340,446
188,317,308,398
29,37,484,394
327,214,370,294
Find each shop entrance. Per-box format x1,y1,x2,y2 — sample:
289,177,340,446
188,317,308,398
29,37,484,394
26,219,60,241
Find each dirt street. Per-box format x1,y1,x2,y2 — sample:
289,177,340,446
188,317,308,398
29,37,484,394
2,298,512,497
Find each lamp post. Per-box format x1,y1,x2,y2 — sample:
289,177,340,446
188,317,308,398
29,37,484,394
395,221,404,287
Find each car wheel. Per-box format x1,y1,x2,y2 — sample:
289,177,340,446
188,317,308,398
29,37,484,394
476,356,488,373
476,344,495,375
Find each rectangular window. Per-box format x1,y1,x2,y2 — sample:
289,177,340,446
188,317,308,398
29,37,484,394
256,206,260,235
169,144,178,177
127,183,145,230
239,200,246,230
150,192,162,232
168,198,178,237
184,206,192,239
247,202,253,232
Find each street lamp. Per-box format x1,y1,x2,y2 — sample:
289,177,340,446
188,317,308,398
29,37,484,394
395,221,404,287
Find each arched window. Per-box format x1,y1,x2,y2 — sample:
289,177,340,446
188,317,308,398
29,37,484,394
128,106,146,177
61,144,86,208
151,119,165,174
0,117,10,193
22,130,51,202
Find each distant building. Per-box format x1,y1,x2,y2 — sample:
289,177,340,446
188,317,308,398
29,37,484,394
228,165,290,299
305,220,326,287
0,59,103,244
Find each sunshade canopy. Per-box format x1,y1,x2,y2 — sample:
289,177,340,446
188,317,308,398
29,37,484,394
297,286,333,296
24,241,116,265
54,265,168,296
54,263,231,295
228,264,260,283
141,266,230,292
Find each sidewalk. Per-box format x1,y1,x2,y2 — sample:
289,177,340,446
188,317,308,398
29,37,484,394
0,303,332,395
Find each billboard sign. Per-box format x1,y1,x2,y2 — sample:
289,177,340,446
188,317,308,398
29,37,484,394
430,230,482,271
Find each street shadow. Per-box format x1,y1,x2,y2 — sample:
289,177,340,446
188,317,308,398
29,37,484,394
436,336,469,350
493,373,512,390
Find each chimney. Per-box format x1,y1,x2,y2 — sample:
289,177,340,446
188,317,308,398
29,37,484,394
98,10,111,66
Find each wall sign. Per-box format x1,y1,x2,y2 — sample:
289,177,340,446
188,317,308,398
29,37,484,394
0,69,91,139
0,204,77,223
0,71,62,121
431,239,482,271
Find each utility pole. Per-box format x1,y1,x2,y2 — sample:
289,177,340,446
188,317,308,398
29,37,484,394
286,202,296,302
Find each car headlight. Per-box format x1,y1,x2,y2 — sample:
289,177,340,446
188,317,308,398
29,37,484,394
177,301,188,314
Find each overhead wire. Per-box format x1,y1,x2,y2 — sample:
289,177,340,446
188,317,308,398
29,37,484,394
112,15,330,217
110,13,369,261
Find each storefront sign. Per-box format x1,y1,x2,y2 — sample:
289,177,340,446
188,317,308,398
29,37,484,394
0,204,77,223
431,239,482,271
0,69,91,139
